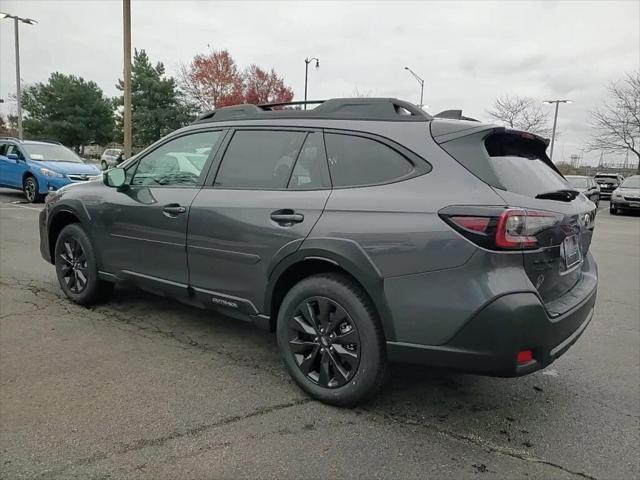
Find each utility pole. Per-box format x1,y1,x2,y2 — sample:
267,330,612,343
123,0,132,158
543,99,572,161
303,57,319,110
0,12,37,140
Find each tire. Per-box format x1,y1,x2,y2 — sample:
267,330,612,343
23,175,43,203
610,204,618,215
54,223,113,305
277,273,387,406
101,160,108,171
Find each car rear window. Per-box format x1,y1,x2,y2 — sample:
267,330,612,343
595,175,619,184
439,131,567,197
324,133,414,187
567,177,588,188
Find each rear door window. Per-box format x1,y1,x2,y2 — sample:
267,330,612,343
214,130,306,189
287,132,331,190
324,133,414,187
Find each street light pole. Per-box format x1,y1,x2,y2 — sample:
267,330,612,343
0,12,37,140
543,99,572,161
13,17,22,140
404,66,425,108
123,0,132,158
303,57,319,110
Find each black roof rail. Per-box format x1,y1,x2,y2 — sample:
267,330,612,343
434,109,480,122
259,100,325,110
193,97,433,124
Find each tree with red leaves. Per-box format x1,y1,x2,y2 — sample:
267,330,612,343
179,49,294,111
178,49,243,110
243,65,294,105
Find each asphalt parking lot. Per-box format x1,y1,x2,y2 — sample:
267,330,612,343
0,187,638,479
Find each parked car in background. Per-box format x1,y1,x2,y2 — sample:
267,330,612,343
566,175,600,206
610,175,640,215
594,173,624,199
100,148,125,170
39,98,598,405
0,138,101,203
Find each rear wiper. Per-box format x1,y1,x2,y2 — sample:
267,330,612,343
535,189,580,201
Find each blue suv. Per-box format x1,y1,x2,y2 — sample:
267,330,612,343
0,138,101,203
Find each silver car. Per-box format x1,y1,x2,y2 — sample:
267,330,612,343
610,175,640,215
100,148,124,170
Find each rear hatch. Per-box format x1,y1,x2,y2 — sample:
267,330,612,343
434,123,596,311
594,175,620,194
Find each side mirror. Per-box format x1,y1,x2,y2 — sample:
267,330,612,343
104,167,126,188
7,153,19,161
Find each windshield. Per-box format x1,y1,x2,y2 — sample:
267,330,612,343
621,176,640,188
566,177,588,188
24,143,84,163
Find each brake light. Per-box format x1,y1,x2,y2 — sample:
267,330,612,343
441,207,563,251
495,209,537,249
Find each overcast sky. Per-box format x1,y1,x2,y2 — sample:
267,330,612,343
1,0,638,165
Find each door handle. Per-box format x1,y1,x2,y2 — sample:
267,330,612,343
163,204,187,216
270,209,304,225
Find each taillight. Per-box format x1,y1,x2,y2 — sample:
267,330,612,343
442,207,563,251
450,216,490,232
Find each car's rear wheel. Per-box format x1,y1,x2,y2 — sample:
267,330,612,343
23,176,43,203
277,273,387,406
54,224,113,305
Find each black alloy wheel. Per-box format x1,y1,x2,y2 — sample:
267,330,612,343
58,237,89,294
23,176,40,203
54,224,113,305
286,296,361,388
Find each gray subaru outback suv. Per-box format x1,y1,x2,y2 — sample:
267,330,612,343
39,98,598,406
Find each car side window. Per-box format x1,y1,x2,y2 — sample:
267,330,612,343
130,131,223,187
324,133,414,187
287,132,331,190
6,145,25,160
214,130,306,189
0,143,7,156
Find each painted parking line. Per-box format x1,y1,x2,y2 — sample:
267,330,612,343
0,203,43,211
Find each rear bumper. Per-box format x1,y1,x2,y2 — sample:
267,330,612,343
387,282,596,377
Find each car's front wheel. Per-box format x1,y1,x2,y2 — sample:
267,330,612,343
277,273,387,406
610,204,618,215
54,224,113,305
23,176,43,203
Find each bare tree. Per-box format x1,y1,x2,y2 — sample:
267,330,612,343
486,95,552,137
586,72,640,170
351,86,372,98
